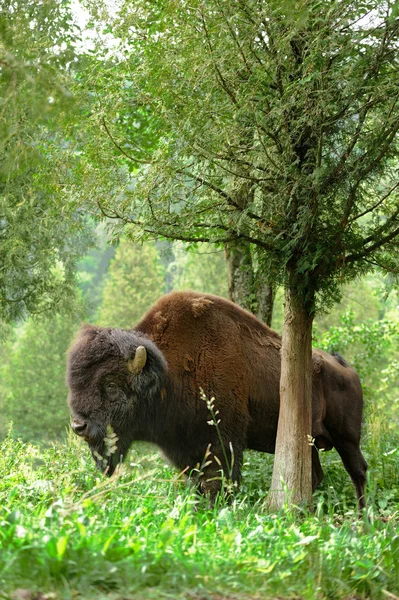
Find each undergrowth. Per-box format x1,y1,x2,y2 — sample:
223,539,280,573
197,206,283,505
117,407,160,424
1,427,399,600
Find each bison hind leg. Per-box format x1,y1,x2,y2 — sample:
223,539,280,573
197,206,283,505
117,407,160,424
335,441,367,509
198,443,243,504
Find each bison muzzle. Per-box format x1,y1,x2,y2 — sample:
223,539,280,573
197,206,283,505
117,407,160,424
67,291,367,507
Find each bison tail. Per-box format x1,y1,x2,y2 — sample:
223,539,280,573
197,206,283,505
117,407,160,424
331,352,350,367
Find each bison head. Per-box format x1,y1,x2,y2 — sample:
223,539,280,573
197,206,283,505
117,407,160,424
66,325,167,475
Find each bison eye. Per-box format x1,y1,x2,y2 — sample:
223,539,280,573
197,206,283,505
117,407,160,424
106,382,118,393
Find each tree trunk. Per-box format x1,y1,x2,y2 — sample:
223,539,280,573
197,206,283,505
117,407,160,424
225,242,254,312
155,240,174,292
256,281,275,327
268,281,314,510
225,242,275,326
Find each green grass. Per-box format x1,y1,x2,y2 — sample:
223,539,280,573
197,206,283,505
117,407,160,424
1,428,399,600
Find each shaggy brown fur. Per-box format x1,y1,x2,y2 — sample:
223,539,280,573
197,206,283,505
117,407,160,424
67,291,367,506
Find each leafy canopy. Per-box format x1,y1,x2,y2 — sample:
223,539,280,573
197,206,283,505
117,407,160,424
0,0,92,325
83,0,399,312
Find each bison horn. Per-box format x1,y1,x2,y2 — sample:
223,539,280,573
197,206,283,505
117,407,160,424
127,345,147,374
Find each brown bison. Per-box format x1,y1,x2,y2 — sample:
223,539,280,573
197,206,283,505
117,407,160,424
67,291,367,506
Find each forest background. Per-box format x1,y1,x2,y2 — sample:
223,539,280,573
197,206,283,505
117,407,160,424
1,233,399,445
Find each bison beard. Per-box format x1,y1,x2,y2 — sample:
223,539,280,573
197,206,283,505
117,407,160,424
67,291,367,507
90,444,123,476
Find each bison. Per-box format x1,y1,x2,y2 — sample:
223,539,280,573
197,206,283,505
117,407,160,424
67,291,367,507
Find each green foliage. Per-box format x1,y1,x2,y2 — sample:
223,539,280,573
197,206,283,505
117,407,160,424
0,0,78,141
272,274,399,332
97,239,166,328
77,226,116,319
169,243,228,297
78,0,399,313
314,310,399,427
0,313,80,442
0,186,91,324
1,430,399,599
0,0,93,324
316,276,390,332
316,312,398,373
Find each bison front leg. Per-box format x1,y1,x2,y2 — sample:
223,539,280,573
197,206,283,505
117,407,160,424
312,446,324,492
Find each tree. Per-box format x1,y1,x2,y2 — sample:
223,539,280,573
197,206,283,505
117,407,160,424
0,0,91,329
170,242,228,298
97,239,166,328
79,0,399,508
225,242,275,324
0,312,79,441
65,14,276,323
77,226,116,319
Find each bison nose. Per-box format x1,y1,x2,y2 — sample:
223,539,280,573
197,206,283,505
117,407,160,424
71,419,88,436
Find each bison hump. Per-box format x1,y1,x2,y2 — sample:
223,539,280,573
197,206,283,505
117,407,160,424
191,296,214,317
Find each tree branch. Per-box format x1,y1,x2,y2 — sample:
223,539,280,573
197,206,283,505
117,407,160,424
97,194,274,250
175,168,234,204
102,118,151,165
363,257,399,274
216,0,253,76
175,167,278,226
349,182,399,223
350,114,399,188
320,96,373,193
199,8,239,106
346,222,399,263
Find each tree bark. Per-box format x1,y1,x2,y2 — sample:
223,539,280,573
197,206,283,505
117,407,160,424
268,281,314,510
225,241,254,312
256,281,275,327
225,241,275,326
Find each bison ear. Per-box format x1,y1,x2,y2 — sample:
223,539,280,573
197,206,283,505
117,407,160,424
127,345,147,374
80,323,100,338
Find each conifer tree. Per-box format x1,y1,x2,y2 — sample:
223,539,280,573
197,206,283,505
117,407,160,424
1,314,79,441
170,243,228,298
97,240,166,328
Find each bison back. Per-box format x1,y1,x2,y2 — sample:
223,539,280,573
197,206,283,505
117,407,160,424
135,291,282,452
